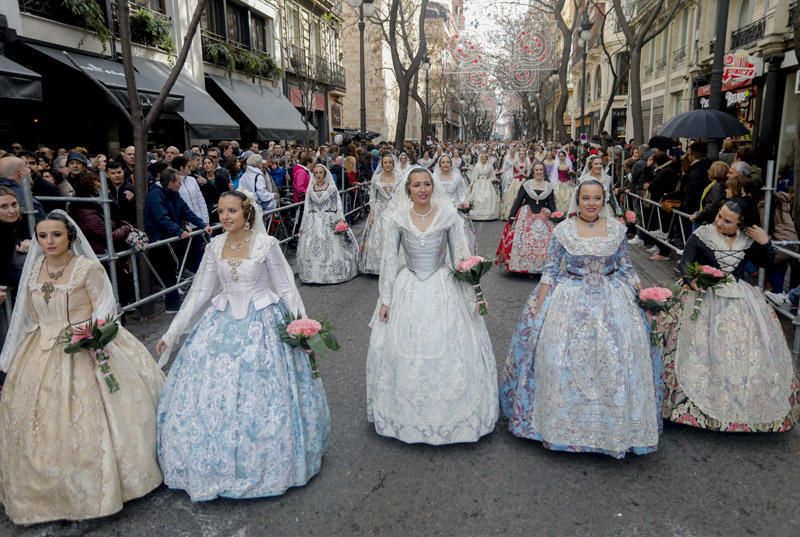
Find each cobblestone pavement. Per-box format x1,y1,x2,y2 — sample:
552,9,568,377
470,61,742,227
2,221,799,537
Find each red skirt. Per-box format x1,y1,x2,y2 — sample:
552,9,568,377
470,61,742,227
495,207,553,274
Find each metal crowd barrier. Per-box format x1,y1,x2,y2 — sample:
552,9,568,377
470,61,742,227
619,159,800,366
20,178,370,316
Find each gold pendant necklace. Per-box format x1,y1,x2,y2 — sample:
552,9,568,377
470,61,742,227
41,281,55,305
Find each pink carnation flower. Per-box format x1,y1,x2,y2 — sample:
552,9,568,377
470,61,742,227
334,221,349,233
624,210,636,224
639,287,673,303
700,265,724,278
97,319,106,327
457,255,485,272
551,211,564,219
286,319,322,338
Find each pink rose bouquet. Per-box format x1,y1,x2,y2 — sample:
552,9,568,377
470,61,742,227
57,315,121,393
279,313,340,378
458,201,472,213
453,255,493,315
332,220,353,243
624,210,637,225
685,262,732,320
549,210,566,224
637,286,678,346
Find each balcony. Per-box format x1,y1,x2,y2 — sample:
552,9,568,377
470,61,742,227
20,0,106,31
672,45,686,66
331,63,346,90
655,56,667,76
311,54,331,84
730,17,765,50
288,44,307,74
123,2,173,53
201,29,277,79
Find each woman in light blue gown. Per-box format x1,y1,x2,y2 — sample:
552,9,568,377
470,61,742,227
155,190,330,501
500,178,661,458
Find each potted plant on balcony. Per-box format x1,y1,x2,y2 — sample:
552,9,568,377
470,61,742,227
129,6,175,55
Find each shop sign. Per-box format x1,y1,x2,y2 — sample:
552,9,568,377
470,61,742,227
722,53,757,88
725,89,751,107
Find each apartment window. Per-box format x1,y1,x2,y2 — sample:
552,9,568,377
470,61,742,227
672,92,683,116
616,53,629,94
287,8,301,45
737,0,753,29
226,2,250,47
252,14,267,53
203,0,226,36
595,66,602,100
680,9,689,44
311,22,322,56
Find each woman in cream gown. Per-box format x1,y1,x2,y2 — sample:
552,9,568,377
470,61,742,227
0,211,164,525
468,153,500,221
359,153,401,275
550,150,575,213
366,166,498,445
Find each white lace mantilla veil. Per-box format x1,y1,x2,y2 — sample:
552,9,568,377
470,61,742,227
0,210,116,372
370,153,401,188
158,189,301,367
304,165,344,228
548,149,574,182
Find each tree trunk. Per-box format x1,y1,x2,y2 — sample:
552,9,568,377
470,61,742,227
395,82,410,147
131,120,154,315
628,46,644,145
793,7,800,234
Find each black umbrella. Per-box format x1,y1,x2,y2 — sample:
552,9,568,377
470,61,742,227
657,109,749,139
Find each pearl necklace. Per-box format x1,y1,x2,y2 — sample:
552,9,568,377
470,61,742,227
411,205,434,220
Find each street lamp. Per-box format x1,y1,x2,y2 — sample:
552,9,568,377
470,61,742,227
579,9,593,140
422,55,431,140
346,0,375,135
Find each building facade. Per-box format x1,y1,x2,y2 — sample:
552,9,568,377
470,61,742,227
0,0,346,149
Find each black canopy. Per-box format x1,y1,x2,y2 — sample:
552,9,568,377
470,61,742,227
0,54,41,101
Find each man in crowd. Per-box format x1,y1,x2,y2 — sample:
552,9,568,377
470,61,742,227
144,167,212,313
122,145,136,183
0,155,45,219
107,160,136,224
65,151,91,190
164,146,181,166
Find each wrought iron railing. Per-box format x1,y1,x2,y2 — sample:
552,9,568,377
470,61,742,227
672,45,686,66
288,44,307,74
331,63,346,89
201,29,276,78
123,1,172,51
655,56,667,76
731,17,766,49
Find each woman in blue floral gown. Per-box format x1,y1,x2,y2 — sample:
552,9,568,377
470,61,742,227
500,178,661,458
155,191,330,501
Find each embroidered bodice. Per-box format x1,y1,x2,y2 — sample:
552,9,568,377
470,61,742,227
379,208,469,305
557,168,571,183
27,256,107,351
541,218,639,289
680,224,774,285
163,233,304,350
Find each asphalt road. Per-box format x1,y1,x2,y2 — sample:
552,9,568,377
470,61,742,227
2,220,799,537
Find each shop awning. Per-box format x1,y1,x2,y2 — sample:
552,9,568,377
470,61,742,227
206,75,315,140
25,44,182,112
0,54,42,101
133,59,239,142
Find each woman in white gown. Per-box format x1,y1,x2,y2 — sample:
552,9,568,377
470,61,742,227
359,153,401,275
0,211,164,524
579,156,619,218
501,153,530,220
434,155,476,254
501,148,516,192
468,153,500,221
297,164,359,284
366,166,498,445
